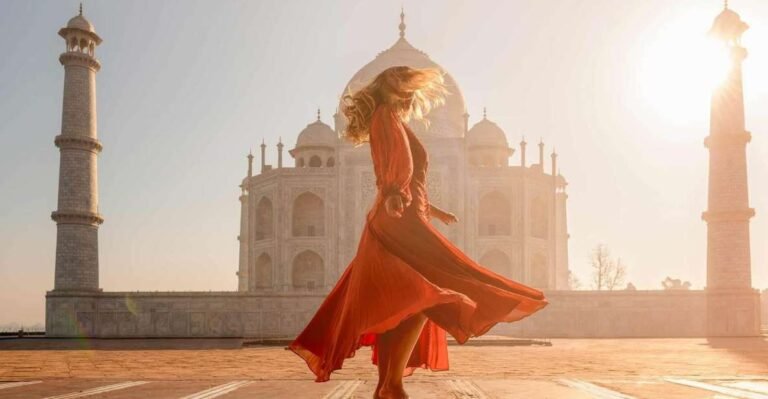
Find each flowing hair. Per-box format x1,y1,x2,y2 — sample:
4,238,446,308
341,66,448,146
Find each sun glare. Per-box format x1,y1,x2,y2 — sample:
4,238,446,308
636,11,731,126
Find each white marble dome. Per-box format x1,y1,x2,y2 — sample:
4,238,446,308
295,119,337,148
337,24,467,138
67,15,95,33
467,117,508,148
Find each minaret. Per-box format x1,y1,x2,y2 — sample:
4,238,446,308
703,3,760,335
333,108,344,135
551,149,558,178
519,137,528,284
51,6,104,292
550,150,558,289
247,150,254,177
238,153,252,291
260,139,266,173
538,139,545,171
555,165,570,290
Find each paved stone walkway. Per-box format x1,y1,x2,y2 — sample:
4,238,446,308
3,377,768,398
0,338,766,398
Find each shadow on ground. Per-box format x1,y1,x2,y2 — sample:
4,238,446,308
705,336,768,366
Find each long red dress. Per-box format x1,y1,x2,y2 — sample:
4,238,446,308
288,104,548,382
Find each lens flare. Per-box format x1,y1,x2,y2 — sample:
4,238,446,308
636,11,733,126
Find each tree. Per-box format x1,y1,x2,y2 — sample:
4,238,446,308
661,277,691,290
590,244,627,291
568,270,582,290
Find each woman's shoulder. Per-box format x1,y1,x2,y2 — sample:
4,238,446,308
372,103,396,122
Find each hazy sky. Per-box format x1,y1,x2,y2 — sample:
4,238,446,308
1,0,767,326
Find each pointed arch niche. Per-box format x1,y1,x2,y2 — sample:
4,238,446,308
292,250,324,290
254,196,274,240
478,191,511,236
249,252,272,290
292,192,325,236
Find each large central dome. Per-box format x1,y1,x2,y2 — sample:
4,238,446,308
337,12,467,138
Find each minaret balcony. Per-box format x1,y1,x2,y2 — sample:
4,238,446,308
51,210,104,225
701,208,755,223
704,131,751,148
54,135,103,153
59,52,101,71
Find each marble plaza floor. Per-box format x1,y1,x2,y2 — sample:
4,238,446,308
0,337,767,398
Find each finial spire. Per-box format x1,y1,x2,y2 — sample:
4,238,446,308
79,2,83,16
399,7,406,39
317,108,321,121
483,107,487,120
724,0,728,9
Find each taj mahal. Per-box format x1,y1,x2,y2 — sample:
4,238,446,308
236,12,569,297
45,6,761,339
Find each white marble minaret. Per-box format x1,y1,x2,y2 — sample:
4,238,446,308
704,3,760,336
51,6,104,292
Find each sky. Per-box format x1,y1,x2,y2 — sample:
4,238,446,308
1,0,767,326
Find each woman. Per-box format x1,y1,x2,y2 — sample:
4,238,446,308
288,66,548,399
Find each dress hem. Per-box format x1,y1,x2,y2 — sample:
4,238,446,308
287,282,547,382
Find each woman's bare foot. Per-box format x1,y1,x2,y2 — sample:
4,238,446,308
376,384,408,399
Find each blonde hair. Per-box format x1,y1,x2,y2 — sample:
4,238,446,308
341,66,448,145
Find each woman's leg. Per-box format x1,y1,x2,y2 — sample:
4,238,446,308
374,333,392,398
377,313,428,399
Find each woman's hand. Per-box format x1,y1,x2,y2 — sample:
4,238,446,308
429,204,459,225
436,210,459,225
384,194,405,218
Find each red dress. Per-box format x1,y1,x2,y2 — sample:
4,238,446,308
288,104,548,382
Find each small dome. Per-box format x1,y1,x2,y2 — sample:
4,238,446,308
67,15,95,33
467,118,508,148
709,8,748,42
296,120,337,148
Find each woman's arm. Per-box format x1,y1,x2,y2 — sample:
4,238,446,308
428,202,459,225
370,106,414,217
429,203,444,217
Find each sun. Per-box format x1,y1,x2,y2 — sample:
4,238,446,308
636,10,731,126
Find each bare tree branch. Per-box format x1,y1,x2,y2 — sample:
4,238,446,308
568,270,582,290
590,244,627,291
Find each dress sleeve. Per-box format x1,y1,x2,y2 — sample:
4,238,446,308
370,106,413,208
